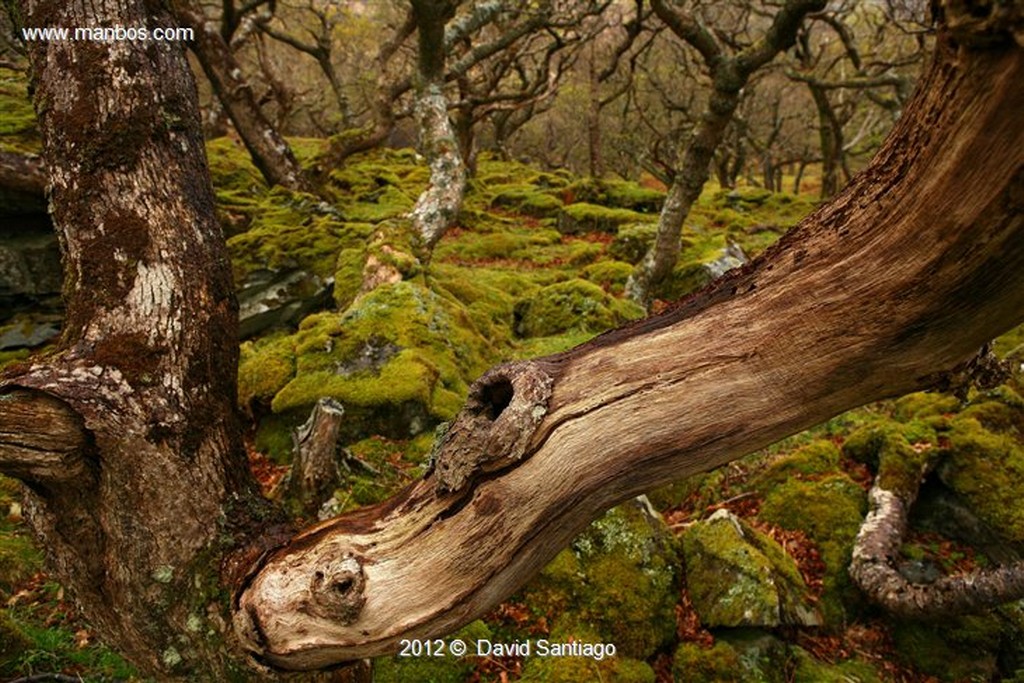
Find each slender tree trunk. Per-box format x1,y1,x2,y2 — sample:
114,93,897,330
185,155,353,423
626,0,827,306
408,0,466,255
171,0,311,192
809,83,842,198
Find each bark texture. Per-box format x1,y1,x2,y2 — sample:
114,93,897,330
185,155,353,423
1,0,267,677
284,398,346,518
408,0,467,255
234,7,1024,667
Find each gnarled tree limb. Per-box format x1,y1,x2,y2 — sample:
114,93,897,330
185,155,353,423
234,10,1024,669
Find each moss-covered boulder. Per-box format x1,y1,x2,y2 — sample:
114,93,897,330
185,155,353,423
789,645,882,683
608,223,658,264
239,281,496,450
582,260,634,295
557,203,654,235
489,185,564,218
514,279,643,338
758,475,866,626
752,440,842,494
892,614,1002,682
682,510,820,628
519,500,679,660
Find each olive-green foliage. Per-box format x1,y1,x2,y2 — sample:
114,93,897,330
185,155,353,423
252,282,494,436
609,223,658,264
672,641,743,683
683,513,818,628
752,440,841,493
582,260,634,295
557,203,654,235
519,642,655,683
519,503,678,660
841,420,936,495
514,279,644,338
0,477,40,596
488,185,565,218
329,433,433,511
941,410,1024,541
227,190,373,282
789,645,881,683
758,475,867,626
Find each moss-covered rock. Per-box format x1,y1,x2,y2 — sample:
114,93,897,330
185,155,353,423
514,279,643,338
519,501,679,660
672,641,743,683
608,223,658,264
682,510,820,628
752,439,841,493
758,475,866,626
0,68,40,155
258,282,493,438
557,203,654,235
789,645,882,683
939,413,1024,541
892,614,1002,682
582,260,634,295
489,185,565,218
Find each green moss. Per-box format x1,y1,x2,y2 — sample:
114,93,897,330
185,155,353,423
682,512,818,628
519,503,678,660
0,477,42,596
435,226,562,263
758,475,866,626
269,282,494,432
892,392,960,421
238,332,297,409
514,279,643,338
489,185,564,217
608,223,658,264
672,641,743,683
0,68,40,154
790,646,881,683
582,261,634,295
519,650,655,683
753,440,841,493
940,414,1024,541
226,189,372,282
892,615,1001,681
598,179,664,213
557,203,654,235
334,247,367,310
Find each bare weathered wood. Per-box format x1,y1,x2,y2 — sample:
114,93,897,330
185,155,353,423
0,389,92,484
284,398,345,518
234,11,1024,669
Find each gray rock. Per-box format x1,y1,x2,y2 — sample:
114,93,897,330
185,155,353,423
237,268,334,339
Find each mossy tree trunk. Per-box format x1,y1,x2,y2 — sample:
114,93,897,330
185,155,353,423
1,0,1024,678
170,0,312,193
408,0,467,255
625,0,827,306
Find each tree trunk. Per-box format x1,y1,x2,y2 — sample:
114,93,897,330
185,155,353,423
235,11,1024,668
1,1,271,677
626,0,827,306
809,83,843,198
408,0,466,255
284,398,346,519
171,0,311,192
1,0,1023,678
